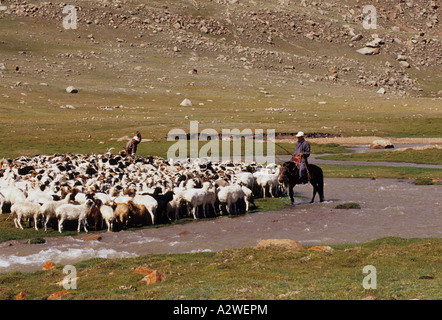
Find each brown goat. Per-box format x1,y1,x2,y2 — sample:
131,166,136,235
87,198,102,230
112,201,150,228
113,202,131,229
127,201,151,226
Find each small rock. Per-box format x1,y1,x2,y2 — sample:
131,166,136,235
377,88,386,94
356,47,380,55
350,34,363,41
15,292,27,300
361,295,379,300
133,266,151,274
47,290,68,300
256,239,304,251
399,61,410,68
42,261,56,270
365,38,384,48
308,246,334,253
370,139,394,149
66,86,78,93
139,270,167,285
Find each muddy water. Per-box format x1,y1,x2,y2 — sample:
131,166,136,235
0,178,441,273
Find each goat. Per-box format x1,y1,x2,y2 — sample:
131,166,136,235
56,199,95,233
11,201,42,230
217,184,248,215
132,194,158,225
87,198,103,231
113,202,131,229
40,196,72,231
182,182,211,219
100,204,115,232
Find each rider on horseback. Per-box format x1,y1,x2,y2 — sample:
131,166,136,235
291,131,310,184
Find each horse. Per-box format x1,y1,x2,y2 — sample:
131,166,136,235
278,161,324,204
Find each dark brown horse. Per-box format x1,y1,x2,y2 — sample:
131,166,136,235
278,161,324,204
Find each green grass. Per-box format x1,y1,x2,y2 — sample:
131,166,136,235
317,148,442,165
334,202,361,209
412,178,437,185
0,237,440,300
320,164,442,180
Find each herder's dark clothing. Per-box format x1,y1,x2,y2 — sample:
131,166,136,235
126,139,138,155
292,139,311,183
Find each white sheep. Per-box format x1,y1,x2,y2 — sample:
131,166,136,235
93,192,112,205
11,201,42,230
235,172,255,191
26,187,55,205
56,199,95,233
255,168,280,198
100,204,115,232
166,187,186,221
40,196,71,231
241,186,253,212
203,182,217,216
217,184,248,215
182,182,211,219
0,186,26,211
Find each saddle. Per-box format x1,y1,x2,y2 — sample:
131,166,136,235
289,155,309,184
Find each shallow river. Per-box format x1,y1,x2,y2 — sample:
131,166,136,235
0,178,440,273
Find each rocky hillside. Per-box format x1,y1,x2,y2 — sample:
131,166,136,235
1,0,440,97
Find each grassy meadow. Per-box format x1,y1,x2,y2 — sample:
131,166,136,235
318,148,442,166
0,237,440,300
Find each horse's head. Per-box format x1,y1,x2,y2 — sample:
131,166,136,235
278,161,297,183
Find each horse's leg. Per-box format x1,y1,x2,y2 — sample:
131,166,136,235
318,180,325,202
289,184,295,204
310,184,317,203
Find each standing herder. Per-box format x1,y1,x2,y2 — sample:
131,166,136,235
125,131,142,156
291,131,310,184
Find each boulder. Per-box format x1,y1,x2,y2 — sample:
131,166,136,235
370,139,394,149
66,86,78,93
365,38,384,48
180,98,193,107
256,239,304,251
356,47,380,55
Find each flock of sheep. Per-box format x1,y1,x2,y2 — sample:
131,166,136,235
0,152,285,233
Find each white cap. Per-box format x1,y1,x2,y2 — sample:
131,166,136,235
296,131,305,137
133,136,140,141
